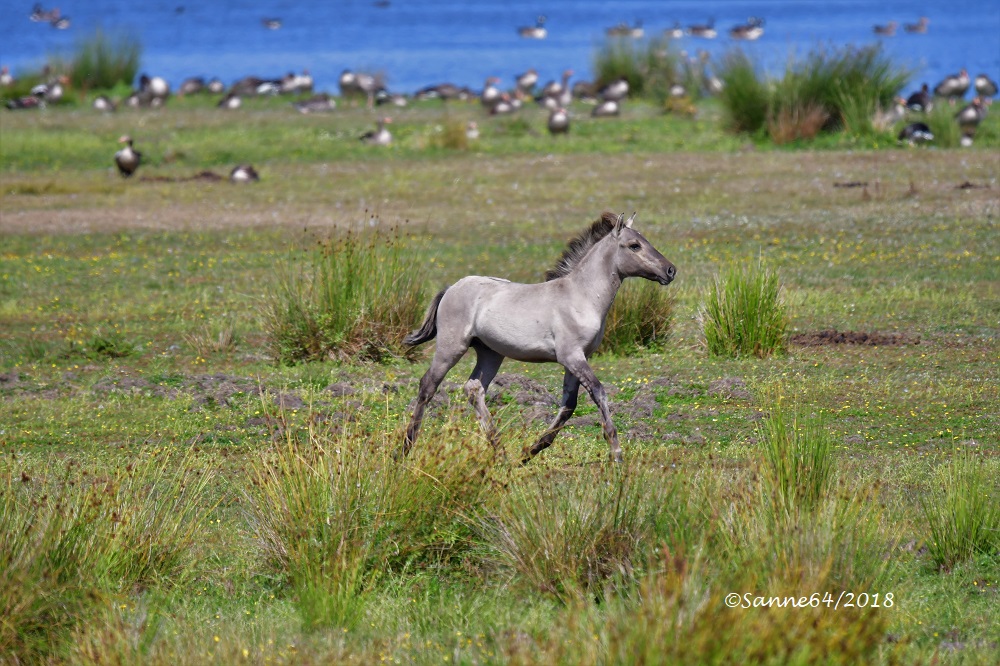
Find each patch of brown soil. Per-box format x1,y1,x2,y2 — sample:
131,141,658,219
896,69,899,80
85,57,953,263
140,171,224,183
789,329,919,346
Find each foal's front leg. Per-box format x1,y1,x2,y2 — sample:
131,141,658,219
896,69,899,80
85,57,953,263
561,354,623,463
522,370,580,463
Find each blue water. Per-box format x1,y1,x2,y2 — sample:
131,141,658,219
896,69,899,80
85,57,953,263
2,1,998,96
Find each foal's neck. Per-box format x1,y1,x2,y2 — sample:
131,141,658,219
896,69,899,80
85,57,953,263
566,235,622,312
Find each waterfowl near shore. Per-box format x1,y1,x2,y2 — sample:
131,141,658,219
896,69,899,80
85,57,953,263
606,21,643,38
955,97,986,130
975,74,998,98
547,107,570,136
5,94,44,110
361,117,392,146
897,122,933,145
903,17,929,34
905,83,932,112
480,76,502,110
664,22,684,39
730,17,764,40
217,92,241,109
0,66,13,87
515,69,538,94
114,135,142,177
934,69,970,100
598,77,629,102
591,98,620,117
292,93,335,113
92,95,116,112
518,16,547,39
230,165,260,183
261,18,282,29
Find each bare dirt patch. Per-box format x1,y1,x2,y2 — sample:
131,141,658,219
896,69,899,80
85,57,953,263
789,330,920,346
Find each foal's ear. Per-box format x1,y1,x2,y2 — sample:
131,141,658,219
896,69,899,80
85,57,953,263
613,212,626,237
626,212,637,228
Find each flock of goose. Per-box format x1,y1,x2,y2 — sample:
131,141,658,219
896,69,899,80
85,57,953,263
893,70,996,146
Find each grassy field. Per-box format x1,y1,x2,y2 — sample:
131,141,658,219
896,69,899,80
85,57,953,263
1,96,999,664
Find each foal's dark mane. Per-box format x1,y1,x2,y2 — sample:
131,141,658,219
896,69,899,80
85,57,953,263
545,211,618,281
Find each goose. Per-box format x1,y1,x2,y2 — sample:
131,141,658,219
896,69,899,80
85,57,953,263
934,69,970,100
207,78,225,94
518,15,547,39
31,4,59,22
230,165,260,183
50,15,70,29
515,69,538,94
293,93,335,113
489,93,516,115
687,20,716,39
280,70,313,95
873,21,897,36
975,74,998,98
261,18,282,29
903,17,929,34
598,77,629,101
664,22,684,39
960,132,974,147
730,17,764,40
414,82,462,101
606,21,643,38
591,98,620,117
360,117,392,146
547,107,569,135
114,135,142,177
955,97,986,129
217,92,241,109
465,121,480,141
5,94,45,110
178,77,205,96
538,69,573,109
572,80,599,103
905,83,932,112
339,69,358,96
669,83,687,98
375,89,408,107
897,122,933,145
481,76,502,109
92,95,116,112
872,97,907,130
0,67,13,87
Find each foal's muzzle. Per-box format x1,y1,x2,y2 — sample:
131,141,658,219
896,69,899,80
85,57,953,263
657,263,677,285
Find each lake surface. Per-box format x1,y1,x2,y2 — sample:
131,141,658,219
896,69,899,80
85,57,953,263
2,1,998,96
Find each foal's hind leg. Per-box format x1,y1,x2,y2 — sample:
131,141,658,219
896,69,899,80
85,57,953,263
466,342,504,450
403,342,468,457
522,370,580,463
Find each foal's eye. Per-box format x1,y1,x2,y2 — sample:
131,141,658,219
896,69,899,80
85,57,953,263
628,242,642,252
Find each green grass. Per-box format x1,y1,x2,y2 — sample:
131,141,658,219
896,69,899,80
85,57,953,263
700,258,788,359
0,101,999,663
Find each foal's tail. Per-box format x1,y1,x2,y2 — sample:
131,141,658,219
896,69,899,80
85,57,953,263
404,288,447,346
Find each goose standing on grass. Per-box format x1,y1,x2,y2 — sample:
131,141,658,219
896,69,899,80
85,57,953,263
934,69,970,101
598,77,629,102
465,121,480,141
361,117,392,146
207,78,225,94
92,94,116,112
955,97,986,130
5,92,45,110
960,132,974,147
591,98,620,117
179,77,205,96
480,76,502,110
903,17,929,34
515,68,538,94
687,20,716,39
293,93,335,113
906,83,932,112
897,122,933,145
114,135,142,177
230,165,260,183
518,15,547,39
547,107,569,136
217,91,241,109
538,69,573,109
974,74,998,98
0,66,14,87
490,93,516,115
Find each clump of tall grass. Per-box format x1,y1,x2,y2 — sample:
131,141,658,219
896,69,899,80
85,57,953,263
700,258,787,358
921,103,963,148
718,45,909,143
67,28,142,91
476,462,682,603
245,412,497,629
601,279,676,355
593,37,684,102
758,405,834,518
261,222,429,364
0,451,216,662
429,118,471,150
921,450,1000,570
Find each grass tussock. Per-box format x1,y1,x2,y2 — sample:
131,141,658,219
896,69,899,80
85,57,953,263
758,404,835,518
922,103,963,148
601,279,676,355
700,258,787,358
430,118,471,150
593,37,684,102
244,412,498,629
0,451,216,662
261,221,429,364
719,44,910,143
921,450,1000,570
67,28,143,92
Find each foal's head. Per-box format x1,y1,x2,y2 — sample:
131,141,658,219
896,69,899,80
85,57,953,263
612,213,677,285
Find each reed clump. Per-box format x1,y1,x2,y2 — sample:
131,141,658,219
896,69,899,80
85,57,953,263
593,37,685,102
601,279,676,355
262,221,429,364
68,27,142,91
700,259,787,358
